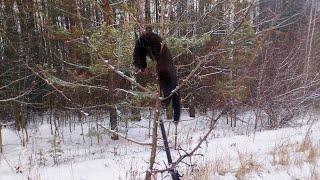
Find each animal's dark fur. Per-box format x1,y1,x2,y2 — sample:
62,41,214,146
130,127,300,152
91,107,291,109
132,29,181,123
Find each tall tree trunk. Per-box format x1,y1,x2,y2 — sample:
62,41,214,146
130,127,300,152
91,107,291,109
159,0,165,36
145,0,151,24
304,0,316,87
145,93,160,180
102,0,112,25
189,97,196,118
155,0,159,25
137,0,145,32
177,0,187,35
102,0,118,140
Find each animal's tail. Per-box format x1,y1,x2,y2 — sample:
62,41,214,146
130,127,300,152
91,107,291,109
172,93,181,123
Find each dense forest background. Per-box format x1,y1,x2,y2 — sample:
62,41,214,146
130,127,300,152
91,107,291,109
0,0,319,139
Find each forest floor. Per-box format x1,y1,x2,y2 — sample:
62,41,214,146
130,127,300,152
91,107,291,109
0,109,319,180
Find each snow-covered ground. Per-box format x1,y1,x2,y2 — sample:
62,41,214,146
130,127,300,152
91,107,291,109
0,109,319,180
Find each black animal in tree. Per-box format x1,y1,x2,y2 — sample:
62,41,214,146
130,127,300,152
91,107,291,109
132,27,181,123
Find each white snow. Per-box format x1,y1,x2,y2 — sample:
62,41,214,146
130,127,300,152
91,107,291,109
0,109,319,180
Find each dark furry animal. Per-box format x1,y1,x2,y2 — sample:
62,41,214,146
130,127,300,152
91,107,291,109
132,28,181,123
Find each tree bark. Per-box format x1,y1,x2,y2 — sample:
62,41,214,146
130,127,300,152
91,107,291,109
102,0,112,25
145,93,160,180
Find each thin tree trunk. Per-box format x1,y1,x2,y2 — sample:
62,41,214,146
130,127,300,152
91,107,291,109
159,0,165,36
102,0,112,25
145,93,160,180
101,0,118,140
0,123,2,153
109,106,118,140
137,0,145,32
189,97,196,118
304,0,317,87
145,0,151,24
